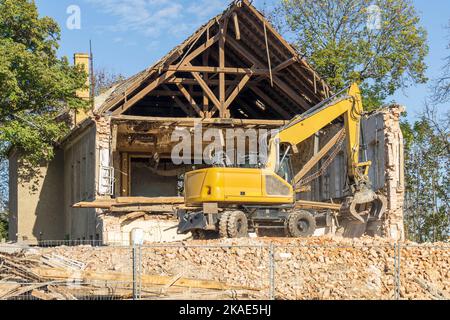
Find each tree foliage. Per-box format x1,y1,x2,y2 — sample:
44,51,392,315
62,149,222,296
432,21,450,104
402,106,450,242
94,68,125,96
0,0,88,165
273,0,428,109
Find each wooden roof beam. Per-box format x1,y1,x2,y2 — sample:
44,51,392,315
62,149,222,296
232,12,241,40
111,32,221,116
248,85,291,119
227,36,310,111
176,83,204,117
236,14,324,101
99,18,221,114
156,65,268,75
224,74,251,110
188,62,222,115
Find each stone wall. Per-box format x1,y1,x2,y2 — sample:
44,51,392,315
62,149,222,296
37,236,450,300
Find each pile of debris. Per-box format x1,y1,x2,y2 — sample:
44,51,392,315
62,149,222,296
0,245,261,300
1,236,449,300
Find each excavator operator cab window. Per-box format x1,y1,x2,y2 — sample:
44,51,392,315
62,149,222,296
277,153,294,184
236,153,263,169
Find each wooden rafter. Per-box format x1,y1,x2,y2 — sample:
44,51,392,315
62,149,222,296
112,70,177,116
232,12,241,40
226,36,310,111
154,65,266,75
202,51,209,112
176,83,204,117
98,17,221,115
236,15,322,102
219,15,230,117
188,62,222,113
161,85,193,116
97,1,331,120
224,74,251,109
248,85,291,119
112,31,221,116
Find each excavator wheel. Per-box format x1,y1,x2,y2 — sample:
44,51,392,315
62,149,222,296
227,211,249,238
219,211,231,238
287,210,316,238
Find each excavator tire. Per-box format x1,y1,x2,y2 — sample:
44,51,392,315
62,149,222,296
219,211,231,238
227,211,249,238
287,210,316,238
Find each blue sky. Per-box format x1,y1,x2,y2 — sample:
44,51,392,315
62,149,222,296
35,0,449,121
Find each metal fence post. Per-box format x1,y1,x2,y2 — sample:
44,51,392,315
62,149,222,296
396,242,401,300
269,243,275,300
132,244,142,300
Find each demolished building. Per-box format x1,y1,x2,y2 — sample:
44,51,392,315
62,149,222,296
8,0,405,245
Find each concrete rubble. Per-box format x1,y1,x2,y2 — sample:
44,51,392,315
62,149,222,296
1,235,448,300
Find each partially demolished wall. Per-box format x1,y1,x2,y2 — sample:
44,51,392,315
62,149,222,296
305,105,406,240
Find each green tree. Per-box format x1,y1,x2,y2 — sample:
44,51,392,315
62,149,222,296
402,112,449,242
0,0,88,166
432,21,450,104
273,0,428,109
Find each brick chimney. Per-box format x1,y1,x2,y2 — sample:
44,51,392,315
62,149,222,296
73,53,91,124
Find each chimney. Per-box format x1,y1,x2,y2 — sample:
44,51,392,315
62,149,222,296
73,53,91,124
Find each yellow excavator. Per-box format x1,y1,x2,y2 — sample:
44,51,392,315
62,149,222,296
177,83,387,238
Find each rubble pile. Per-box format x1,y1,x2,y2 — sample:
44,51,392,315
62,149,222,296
1,236,448,300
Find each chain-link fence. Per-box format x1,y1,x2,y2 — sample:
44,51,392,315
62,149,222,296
0,242,449,300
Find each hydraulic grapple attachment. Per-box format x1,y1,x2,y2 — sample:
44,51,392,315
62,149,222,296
340,187,387,223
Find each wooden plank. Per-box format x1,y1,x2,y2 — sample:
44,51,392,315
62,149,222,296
121,153,129,196
0,283,20,297
32,268,260,291
202,51,210,113
73,201,113,209
219,16,229,117
271,75,310,111
167,78,247,86
232,12,241,40
31,290,57,300
293,129,345,184
111,124,118,152
111,115,287,127
119,211,146,223
116,197,184,204
272,57,297,73
295,200,341,211
158,66,266,75
111,205,176,213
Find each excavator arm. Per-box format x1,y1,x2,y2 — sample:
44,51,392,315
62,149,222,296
266,83,386,223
